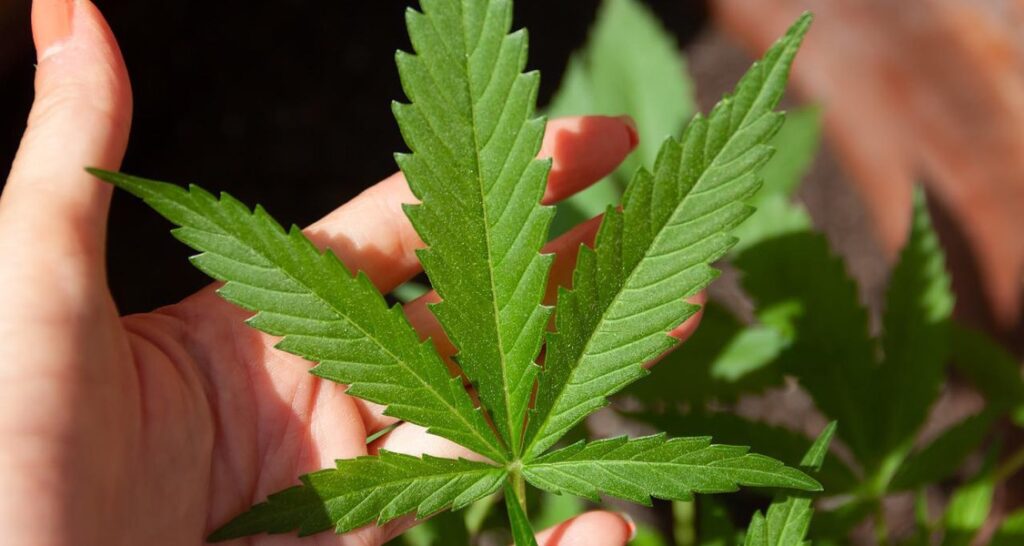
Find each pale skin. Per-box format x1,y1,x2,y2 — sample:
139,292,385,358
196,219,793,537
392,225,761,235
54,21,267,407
0,1,703,545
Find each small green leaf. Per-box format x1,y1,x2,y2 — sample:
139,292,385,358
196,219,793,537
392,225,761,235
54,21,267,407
523,434,820,506
743,423,836,546
505,482,539,546
208,451,506,540
743,511,768,546
395,0,554,454
876,190,954,458
800,421,837,471
91,169,505,463
942,452,997,546
526,13,813,460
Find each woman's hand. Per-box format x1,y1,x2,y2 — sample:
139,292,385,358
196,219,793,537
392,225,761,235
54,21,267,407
0,2,698,544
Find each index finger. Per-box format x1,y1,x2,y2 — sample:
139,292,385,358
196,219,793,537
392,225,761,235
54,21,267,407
303,115,638,294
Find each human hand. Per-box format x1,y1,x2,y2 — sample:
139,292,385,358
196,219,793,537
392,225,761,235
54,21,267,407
0,1,700,544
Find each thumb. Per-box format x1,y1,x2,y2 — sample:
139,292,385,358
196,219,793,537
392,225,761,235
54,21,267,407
533,511,636,546
0,0,131,276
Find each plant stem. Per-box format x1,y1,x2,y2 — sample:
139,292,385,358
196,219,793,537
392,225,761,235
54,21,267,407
510,470,528,516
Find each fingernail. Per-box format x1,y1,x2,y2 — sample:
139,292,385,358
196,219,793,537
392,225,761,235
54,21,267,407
618,115,639,150
617,511,637,542
32,0,75,60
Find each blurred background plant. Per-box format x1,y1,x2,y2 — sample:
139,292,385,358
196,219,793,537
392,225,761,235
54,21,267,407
2,0,1023,544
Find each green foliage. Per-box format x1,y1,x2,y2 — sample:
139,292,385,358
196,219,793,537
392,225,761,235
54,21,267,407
90,170,505,463
547,0,695,236
206,451,506,539
524,435,820,504
627,411,856,493
941,448,999,546
876,193,955,460
738,192,954,476
394,0,554,454
525,13,813,459
742,423,836,546
94,0,817,542
505,483,539,546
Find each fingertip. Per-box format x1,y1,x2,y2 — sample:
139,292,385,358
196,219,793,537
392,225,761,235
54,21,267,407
536,510,635,546
542,115,640,205
32,0,73,60
669,291,707,343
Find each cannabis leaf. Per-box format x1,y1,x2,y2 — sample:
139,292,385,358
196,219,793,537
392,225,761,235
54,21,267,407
207,451,505,539
742,422,835,546
523,435,820,504
93,1,819,542
393,0,553,454
524,13,813,460
627,411,857,493
504,483,539,546
737,191,954,469
737,231,877,461
875,191,954,460
88,170,505,463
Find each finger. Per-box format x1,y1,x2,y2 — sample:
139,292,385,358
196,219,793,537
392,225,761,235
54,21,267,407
533,511,635,546
0,0,132,277
303,115,638,294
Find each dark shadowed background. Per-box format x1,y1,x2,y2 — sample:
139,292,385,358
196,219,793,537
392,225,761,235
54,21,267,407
0,1,709,315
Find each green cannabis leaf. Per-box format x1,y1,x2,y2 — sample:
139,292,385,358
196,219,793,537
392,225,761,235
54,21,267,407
394,0,554,454
207,451,505,538
743,422,836,546
523,435,820,504
525,13,814,460
627,411,857,493
91,1,818,542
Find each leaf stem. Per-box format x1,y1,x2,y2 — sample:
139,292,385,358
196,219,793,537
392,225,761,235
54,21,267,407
510,468,528,516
